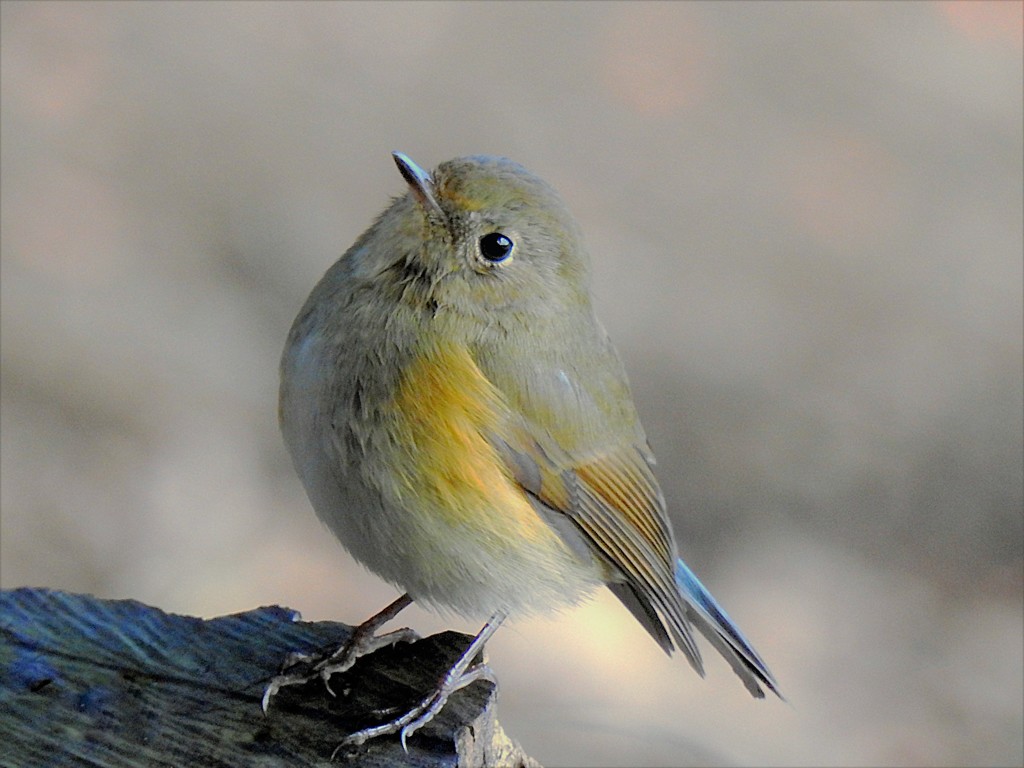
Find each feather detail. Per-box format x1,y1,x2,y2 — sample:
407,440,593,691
489,415,781,698
675,558,782,699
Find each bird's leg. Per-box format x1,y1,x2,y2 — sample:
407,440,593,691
336,611,507,754
262,593,417,711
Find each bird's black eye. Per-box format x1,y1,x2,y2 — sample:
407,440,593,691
478,232,514,263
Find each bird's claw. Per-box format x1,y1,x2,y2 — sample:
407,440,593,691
261,625,419,713
332,661,497,756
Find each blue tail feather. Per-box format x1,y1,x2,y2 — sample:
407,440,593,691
675,557,782,699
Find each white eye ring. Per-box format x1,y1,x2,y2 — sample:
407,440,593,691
478,232,515,265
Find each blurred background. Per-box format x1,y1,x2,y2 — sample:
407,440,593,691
2,2,1021,766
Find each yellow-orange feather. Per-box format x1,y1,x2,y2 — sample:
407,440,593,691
387,343,555,547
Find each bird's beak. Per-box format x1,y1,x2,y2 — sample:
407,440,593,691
392,151,444,218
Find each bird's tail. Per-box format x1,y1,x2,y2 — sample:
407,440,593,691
675,557,783,700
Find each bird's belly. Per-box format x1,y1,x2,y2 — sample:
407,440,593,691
305,463,605,618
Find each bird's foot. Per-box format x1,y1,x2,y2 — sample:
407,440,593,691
333,610,506,755
333,661,497,756
262,594,417,711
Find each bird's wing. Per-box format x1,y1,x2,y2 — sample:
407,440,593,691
474,324,779,698
493,417,780,699
493,424,704,671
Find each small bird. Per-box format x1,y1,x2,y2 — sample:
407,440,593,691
266,152,780,749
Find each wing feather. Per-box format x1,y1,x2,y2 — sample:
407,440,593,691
481,347,778,698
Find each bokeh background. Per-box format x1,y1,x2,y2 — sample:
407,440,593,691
2,2,1021,766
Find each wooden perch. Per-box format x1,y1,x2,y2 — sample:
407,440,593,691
0,588,540,767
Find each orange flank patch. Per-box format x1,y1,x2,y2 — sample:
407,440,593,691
388,343,552,544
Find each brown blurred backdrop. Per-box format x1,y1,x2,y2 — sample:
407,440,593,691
1,2,1021,766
